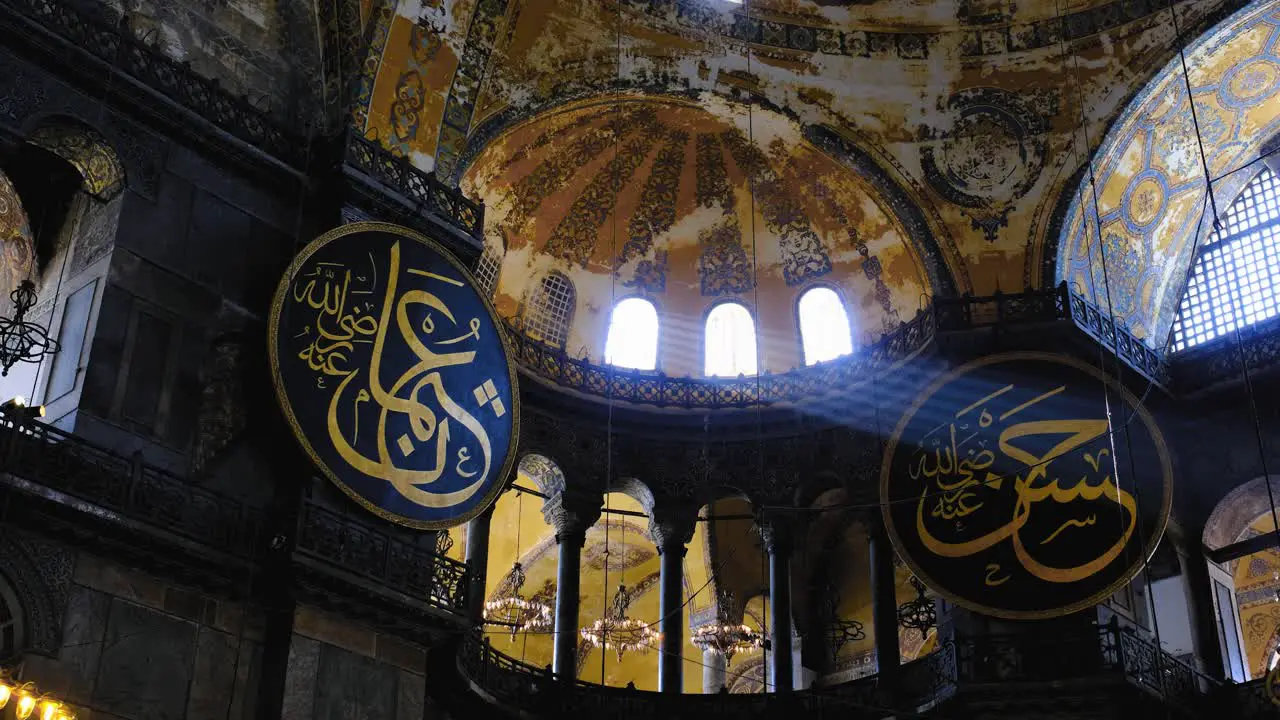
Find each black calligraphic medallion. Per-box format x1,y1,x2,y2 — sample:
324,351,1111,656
880,352,1172,619
269,222,519,529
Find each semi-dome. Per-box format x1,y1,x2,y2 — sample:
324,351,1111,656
462,95,932,379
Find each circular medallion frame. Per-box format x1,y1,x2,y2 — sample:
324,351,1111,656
268,221,519,530
879,351,1172,620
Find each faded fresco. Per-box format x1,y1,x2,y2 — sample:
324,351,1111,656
0,171,34,302
354,0,1239,310
1058,1,1280,349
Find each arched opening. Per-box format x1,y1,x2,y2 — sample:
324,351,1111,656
797,287,853,365
523,272,575,349
1171,167,1280,352
605,297,659,370
704,302,757,377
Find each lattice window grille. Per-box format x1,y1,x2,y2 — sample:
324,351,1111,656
525,273,575,348
476,244,502,296
1172,168,1280,352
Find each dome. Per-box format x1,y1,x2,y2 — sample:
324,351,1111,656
462,96,933,379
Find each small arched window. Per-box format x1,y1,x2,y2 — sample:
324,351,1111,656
1172,167,1280,352
705,302,757,377
475,242,503,296
798,287,853,365
605,297,659,370
524,272,575,349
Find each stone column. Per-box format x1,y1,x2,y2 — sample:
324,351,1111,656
464,505,495,623
650,505,696,694
703,649,727,693
543,491,601,681
760,516,794,693
868,514,900,676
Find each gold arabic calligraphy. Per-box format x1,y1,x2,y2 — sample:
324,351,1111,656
291,242,497,509
911,383,1137,586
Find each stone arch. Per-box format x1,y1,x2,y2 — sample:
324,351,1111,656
1202,475,1280,553
1055,0,1280,345
25,117,126,201
0,532,73,656
517,452,567,497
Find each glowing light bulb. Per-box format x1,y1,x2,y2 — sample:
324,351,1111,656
0,682,11,709
40,700,61,720
16,693,37,720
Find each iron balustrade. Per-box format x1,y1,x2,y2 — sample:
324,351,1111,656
345,131,485,240
456,621,1221,718
295,501,469,614
3,0,305,166
0,416,261,558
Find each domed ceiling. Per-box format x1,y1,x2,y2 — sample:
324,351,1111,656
462,96,931,375
355,0,1238,310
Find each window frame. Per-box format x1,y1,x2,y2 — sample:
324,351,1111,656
794,283,855,367
702,299,759,379
603,294,662,372
523,271,577,350
475,238,505,297
1171,166,1280,353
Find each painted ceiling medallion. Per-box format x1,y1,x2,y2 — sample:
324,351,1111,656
921,87,1052,242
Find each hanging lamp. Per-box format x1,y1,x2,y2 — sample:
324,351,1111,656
482,490,552,641
579,518,659,660
690,588,763,666
897,576,936,640
0,281,58,377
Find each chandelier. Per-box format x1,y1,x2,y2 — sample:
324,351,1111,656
690,589,762,665
482,490,552,640
897,576,936,639
483,562,552,641
0,281,58,377
822,583,866,659
580,582,659,661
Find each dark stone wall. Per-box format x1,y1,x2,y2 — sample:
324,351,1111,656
13,550,263,720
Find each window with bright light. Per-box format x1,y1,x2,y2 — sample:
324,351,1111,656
476,242,503,296
605,297,659,370
798,287,853,365
1171,167,1280,352
524,272,575,349
704,302,757,377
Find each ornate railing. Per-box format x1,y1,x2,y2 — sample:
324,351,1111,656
457,621,1220,719
2,0,305,166
458,631,955,719
507,282,1181,409
0,416,261,558
345,131,485,240
1066,289,1171,386
506,306,936,410
295,501,469,614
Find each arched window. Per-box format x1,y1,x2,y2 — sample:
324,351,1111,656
475,241,503,296
524,272,575,349
1171,167,1280,352
604,297,659,370
704,302,757,377
797,287,853,365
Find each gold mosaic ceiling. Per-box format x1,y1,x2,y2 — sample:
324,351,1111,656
354,0,1249,339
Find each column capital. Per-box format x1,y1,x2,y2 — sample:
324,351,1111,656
648,502,697,553
757,511,797,554
541,490,601,543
